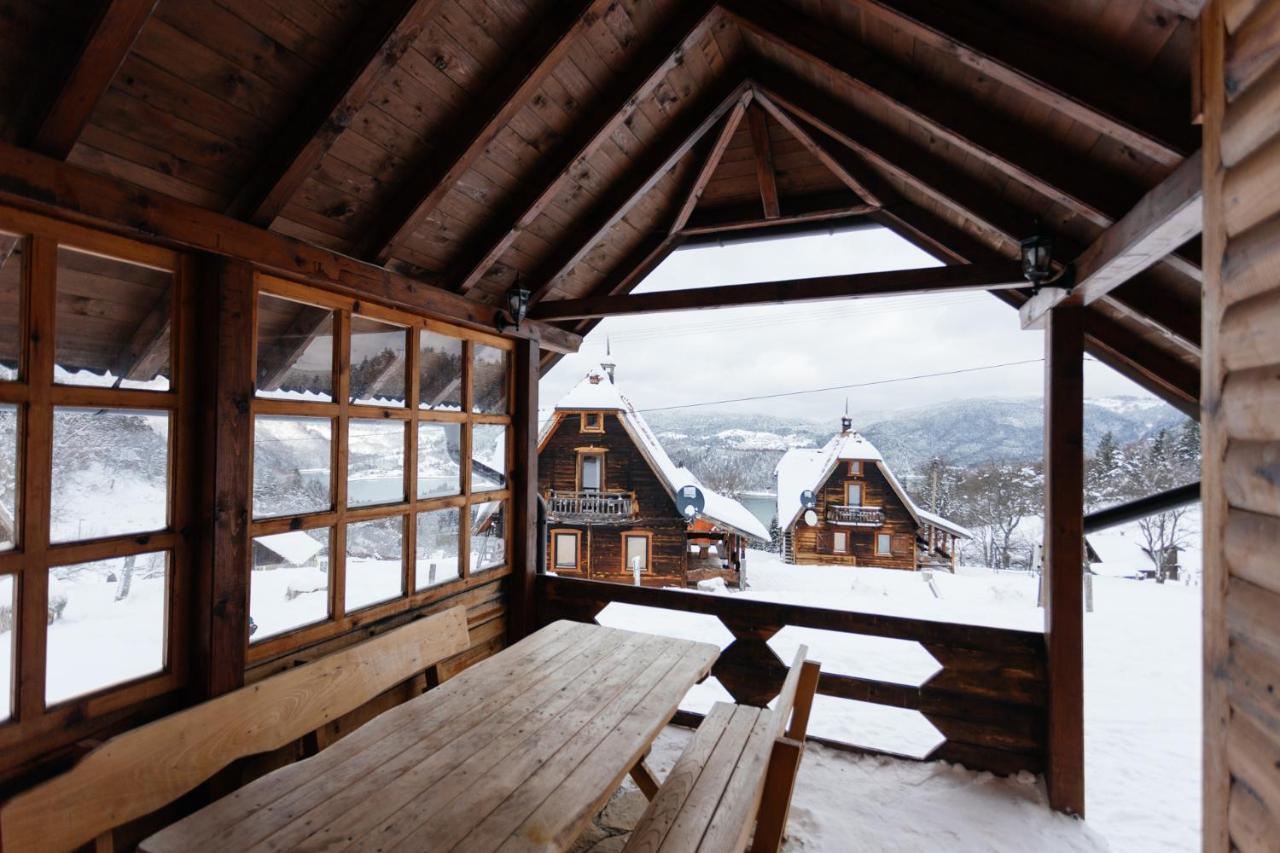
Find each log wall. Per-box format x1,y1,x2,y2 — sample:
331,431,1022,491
789,461,918,570
1202,1,1280,847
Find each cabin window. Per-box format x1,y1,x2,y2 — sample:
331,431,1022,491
580,412,604,433
845,482,864,506
848,460,863,477
578,452,604,491
832,531,848,554
623,533,651,573
250,276,512,656
553,531,580,569
0,217,192,730
876,533,893,556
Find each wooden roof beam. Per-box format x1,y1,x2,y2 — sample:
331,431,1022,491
846,0,1195,166
450,0,720,294
752,91,881,206
226,0,446,226
746,102,780,219
1020,150,1205,329
358,0,612,264
0,141,581,354
670,97,752,235
31,0,159,159
525,77,754,305
110,288,171,384
529,262,1026,321
680,193,876,237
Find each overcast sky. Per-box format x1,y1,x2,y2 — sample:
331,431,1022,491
540,226,1155,423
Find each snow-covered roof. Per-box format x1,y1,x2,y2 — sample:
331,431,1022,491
775,427,970,539
255,530,325,565
544,365,769,542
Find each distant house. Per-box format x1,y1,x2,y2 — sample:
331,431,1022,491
775,413,970,570
538,361,768,587
252,530,326,570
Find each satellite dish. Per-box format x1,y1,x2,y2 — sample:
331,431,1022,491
676,485,706,520
803,509,819,527
800,490,817,509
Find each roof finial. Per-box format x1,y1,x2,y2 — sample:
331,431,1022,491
841,397,852,434
602,337,616,383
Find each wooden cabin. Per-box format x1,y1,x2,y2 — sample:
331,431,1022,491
776,413,969,569
0,0,1270,848
538,363,768,587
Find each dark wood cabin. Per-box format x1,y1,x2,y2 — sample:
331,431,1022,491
0,0,1269,846
538,363,767,587
777,414,968,570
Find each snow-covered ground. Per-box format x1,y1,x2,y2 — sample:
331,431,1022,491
596,541,1201,852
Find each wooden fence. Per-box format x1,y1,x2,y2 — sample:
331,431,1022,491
537,574,1048,776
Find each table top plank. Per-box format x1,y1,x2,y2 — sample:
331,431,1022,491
140,622,719,853
143,622,586,853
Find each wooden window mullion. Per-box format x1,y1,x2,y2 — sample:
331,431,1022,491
460,340,473,580
405,326,419,595
332,310,350,623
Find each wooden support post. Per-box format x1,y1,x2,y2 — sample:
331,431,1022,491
196,258,254,698
1042,304,1086,816
509,336,540,643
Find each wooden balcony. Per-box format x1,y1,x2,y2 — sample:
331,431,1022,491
825,504,886,526
546,490,637,524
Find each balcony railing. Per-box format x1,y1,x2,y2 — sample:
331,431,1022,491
826,504,886,526
547,490,636,523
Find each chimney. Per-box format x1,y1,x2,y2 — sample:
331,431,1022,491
602,337,616,383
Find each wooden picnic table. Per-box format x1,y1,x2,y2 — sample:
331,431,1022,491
140,620,720,853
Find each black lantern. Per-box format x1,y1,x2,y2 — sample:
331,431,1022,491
495,277,531,333
1019,226,1074,292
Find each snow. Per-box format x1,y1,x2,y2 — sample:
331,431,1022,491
256,530,325,566
597,546,1200,851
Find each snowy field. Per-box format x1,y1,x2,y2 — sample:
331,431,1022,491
595,538,1201,852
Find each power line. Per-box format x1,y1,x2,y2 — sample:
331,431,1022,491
632,358,1053,413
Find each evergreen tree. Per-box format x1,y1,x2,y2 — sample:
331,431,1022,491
767,515,782,555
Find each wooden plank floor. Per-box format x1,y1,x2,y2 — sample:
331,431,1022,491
142,621,719,853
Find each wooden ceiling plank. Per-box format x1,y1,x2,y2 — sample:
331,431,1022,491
530,262,1026,321
746,102,780,218
848,0,1194,166
525,75,754,305
450,0,720,294
1021,150,1205,329
753,91,882,206
670,93,752,235
359,0,612,264
680,192,875,236
111,288,171,383
226,0,447,226
0,140,581,354
31,0,160,160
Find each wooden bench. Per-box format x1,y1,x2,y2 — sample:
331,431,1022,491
0,605,469,853
624,647,821,853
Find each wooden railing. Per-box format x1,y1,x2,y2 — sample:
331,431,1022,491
825,504,886,526
546,490,636,522
537,575,1048,777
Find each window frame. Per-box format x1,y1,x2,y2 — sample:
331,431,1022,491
580,412,604,433
551,529,581,570
247,274,513,663
0,206,194,747
621,531,652,574
832,530,849,554
844,481,864,507
848,460,863,477
876,533,893,556
576,448,606,492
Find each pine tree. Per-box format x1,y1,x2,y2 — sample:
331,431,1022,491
767,515,782,554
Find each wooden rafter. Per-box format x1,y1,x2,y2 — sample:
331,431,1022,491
524,76,754,305
257,305,332,392
670,93,753,235
680,193,875,236
753,91,881,206
358,0,611,264
847,0,1194,166
529,263,1026,321
110,289,171,384
746,102,780,219
31,0,159,159
1020,150,1205,329
449,0,720,294
226,0,446,226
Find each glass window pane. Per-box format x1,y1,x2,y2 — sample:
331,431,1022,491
418,421,461,499
46,552,168,704
348,419,405,508
50,408,169,543
0,574,13,720
472,344,509,414
255,294,334,401
0,404,15,551
350,316,406,407
346,516,404,611
416,508,461,590
55,247,173,390
0,233,21,381
471,424,507,492
625,536,648,572
554,533,577,569
581,455,600,491
470,500,505,572
253,416,332,519
251,528,331,641
420,331,463,411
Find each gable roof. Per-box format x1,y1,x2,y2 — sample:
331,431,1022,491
543,365,768,542
775,427,970,540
